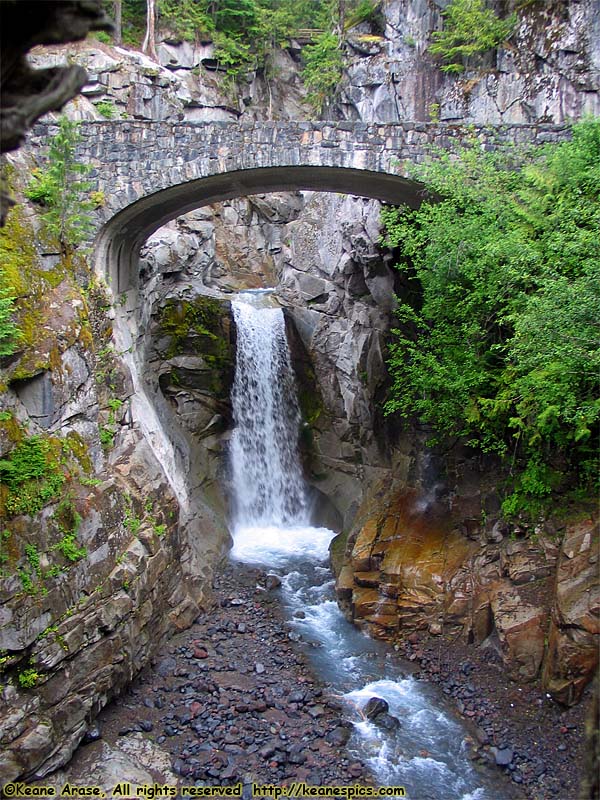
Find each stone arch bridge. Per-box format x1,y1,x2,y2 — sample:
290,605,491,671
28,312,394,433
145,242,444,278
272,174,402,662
29,119,571,292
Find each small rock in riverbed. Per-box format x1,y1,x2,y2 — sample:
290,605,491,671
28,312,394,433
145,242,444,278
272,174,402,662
491,746,514,766
363,696,389,720
82,725,102,744
326,726,352,746
374,712,401,732
265,574,282,590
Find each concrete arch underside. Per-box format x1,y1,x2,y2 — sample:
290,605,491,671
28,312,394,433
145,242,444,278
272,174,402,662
95,165,426,292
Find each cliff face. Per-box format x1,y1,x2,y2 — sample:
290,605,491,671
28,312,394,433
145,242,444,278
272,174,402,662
27,0,600,126
1,0,598,782
337,0,600,124
335,474,599,707
0,195,226,781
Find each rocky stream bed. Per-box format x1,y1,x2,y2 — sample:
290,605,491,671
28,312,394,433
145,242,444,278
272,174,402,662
34,557,592,800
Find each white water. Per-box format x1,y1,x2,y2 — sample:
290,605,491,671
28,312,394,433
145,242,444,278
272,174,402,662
230,297,308,529
229,293,510,800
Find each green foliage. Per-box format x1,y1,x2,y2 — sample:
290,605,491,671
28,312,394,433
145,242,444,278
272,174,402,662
52,497,86,562
0,269,20,357
159,297,225,358
382,119,600,517
24,117,95,257
17,567,34,593
429,0,516,73
124,510,142,535
158,0,214,42
25,544,41,578
123,493,142,535
301,31,344,112
53,534,87,563
17,668,39,688
91,30,113,44
0,436,66,517
119,0,148,46
99,425,116,451
95,100,118,119
157,0,339,80
345,0,380,30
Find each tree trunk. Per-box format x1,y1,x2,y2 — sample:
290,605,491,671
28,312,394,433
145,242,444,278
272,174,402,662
143,0,158,61
113,0,122,46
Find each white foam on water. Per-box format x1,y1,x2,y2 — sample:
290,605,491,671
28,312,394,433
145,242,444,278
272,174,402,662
459,790,486,800
230,524,334,567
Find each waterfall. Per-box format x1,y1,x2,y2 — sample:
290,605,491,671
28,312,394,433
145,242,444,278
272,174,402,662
228,294,508,800
230,295,308,530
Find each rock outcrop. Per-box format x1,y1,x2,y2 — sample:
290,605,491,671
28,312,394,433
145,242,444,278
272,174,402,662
0,0,111,223
0,185,227,781
336,0,600,124
334,473,599,705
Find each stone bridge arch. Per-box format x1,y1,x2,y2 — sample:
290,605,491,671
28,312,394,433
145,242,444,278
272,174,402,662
26,119,570,292
96,164,427,292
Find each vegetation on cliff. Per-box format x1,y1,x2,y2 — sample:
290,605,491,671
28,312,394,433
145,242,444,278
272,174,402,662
103,0,378,100
429,0,516,74
382,119,600,517
25,117,96,258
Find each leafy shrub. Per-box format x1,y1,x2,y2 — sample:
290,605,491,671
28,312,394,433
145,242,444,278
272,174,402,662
53,534,87,563
428,0,516,73
52,496,86,562
301,31,344,112
94,100,117,119
0,436,65,517
381,119,600,516
92,30,112,44
18,668,39,688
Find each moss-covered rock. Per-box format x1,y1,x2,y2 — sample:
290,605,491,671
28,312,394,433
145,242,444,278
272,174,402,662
156,295,234,400
0,203,91,386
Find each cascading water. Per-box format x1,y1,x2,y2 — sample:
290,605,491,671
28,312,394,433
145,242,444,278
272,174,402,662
229,292,513,800
230,295,308,530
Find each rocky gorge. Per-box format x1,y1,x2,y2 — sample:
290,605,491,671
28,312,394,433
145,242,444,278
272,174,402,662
0,0,598,797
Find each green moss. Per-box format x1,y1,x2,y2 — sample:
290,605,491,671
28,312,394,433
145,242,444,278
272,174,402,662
329,529,350,577
0,435,66,517
159,297,226,356
0,198,91,384
63,431,92,474
158,297,233,394
0,205,36,299
0,411,24,444
298,383,324,426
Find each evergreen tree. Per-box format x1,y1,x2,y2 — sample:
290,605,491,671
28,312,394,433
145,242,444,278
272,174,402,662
0,273,19,358
25,117,95,258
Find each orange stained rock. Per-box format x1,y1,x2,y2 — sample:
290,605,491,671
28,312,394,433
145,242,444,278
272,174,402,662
336,564,355,593
350,518,379,571
379,515,402,542
354,571,382,588
352,587,396,618
364,613,399,630
380,526,477,582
